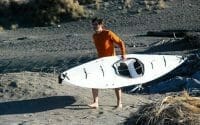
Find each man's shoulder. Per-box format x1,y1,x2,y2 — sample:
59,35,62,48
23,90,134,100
93,30,112,37
103,29,113,36
103,29,111,33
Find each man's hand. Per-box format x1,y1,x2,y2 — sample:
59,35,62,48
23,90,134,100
121,55,126,60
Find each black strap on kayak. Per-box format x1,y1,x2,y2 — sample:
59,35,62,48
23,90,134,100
151,62,154,69
100,65,104,77
83,68,87,79
163,56,166,67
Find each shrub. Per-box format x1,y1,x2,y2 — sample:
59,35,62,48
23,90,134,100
0,0,90,27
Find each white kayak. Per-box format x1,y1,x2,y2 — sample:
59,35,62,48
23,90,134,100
59,54,186,89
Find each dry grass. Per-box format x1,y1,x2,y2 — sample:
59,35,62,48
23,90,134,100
126,91,200,125
118,0,168,13
95,0,102,10
123,0,133,9
0,0,171,28
144,0,167,11
157,0,167,9
0,0,90,27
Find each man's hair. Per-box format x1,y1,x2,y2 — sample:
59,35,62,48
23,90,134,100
92,17,103,25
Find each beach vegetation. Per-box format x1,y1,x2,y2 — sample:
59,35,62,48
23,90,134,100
126,91,200,125
0,0,90,27
0,0,170,28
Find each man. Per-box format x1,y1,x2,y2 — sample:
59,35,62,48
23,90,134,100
89,17,126,109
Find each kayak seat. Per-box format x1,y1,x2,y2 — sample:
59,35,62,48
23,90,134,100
134,60,143,75
118,62,131,77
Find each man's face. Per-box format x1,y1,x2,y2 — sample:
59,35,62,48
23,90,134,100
92,21,102,32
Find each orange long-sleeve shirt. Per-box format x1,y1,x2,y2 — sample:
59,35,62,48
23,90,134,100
93,30,126,58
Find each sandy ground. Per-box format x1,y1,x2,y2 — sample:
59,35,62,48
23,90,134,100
0,72,169,125
0,0,200,125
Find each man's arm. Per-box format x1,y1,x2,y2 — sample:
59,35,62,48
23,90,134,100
109,31,126,59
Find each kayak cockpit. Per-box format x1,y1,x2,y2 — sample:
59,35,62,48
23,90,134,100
113,58,144,78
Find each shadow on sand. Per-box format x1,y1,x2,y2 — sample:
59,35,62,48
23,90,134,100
0,96,75,115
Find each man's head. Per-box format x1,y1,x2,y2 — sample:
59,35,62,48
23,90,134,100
92,17,104,32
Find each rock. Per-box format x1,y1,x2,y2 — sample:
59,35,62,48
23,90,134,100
9,81,18,88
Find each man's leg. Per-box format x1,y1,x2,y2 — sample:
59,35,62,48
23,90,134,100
115,88,122,108
88,88,99,108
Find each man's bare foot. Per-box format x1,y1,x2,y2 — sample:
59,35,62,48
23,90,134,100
112,104,122,110
116,103,122,109
88,103,99,109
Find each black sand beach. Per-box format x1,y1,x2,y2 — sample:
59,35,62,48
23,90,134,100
0,0,200,124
